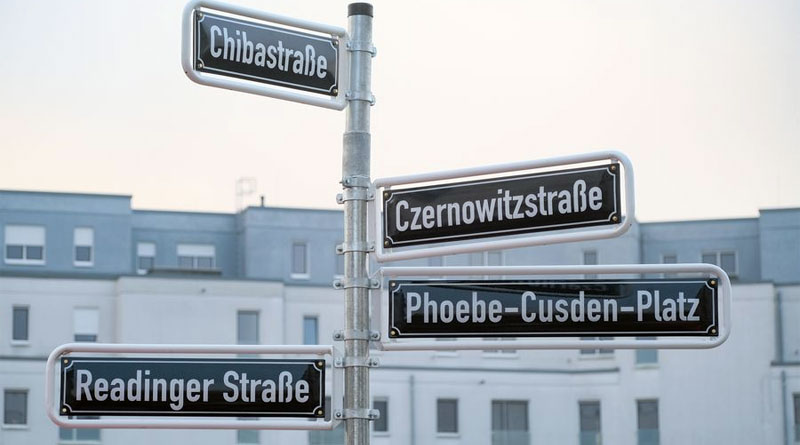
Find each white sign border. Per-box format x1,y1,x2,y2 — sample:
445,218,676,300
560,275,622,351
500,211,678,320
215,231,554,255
371,150,636,263
376,263,731,350
46,343,342,430
181,0,349,111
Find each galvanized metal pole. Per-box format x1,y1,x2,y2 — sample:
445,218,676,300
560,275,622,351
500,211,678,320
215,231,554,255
342,4,373,445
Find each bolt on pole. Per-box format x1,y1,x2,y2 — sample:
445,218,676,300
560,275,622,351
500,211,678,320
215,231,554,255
342,3,373,445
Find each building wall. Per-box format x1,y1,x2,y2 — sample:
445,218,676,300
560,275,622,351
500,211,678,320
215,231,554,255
2,190,800,445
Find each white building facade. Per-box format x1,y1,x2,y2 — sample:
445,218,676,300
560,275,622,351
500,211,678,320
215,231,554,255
1,190,799,445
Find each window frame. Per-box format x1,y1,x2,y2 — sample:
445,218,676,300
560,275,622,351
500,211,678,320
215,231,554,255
3,388,28,427
583,249,598,279
701,250,738,278
4,225,46,266
176,243,216,270
291,241,310,279
137,242,156,275
11,305,29,344
236,310,260,346
372,398,389,434
579,400,602,445
73,227,94,267
303,316,319,346
436,398,459,435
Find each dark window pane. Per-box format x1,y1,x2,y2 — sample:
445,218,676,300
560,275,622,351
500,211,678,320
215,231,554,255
74,334,97,342
579,401,601,431
237,429,259,444
26,245,43,260
662,255,677,264
487,251,503,266
702,253,717,265
437,399,458,433
720,252,736,274
237,311,259,345
75,246,92,262
373,400,388,432
584,251,598,265
196,256,214,269
13,307,28,341
6,245,23,259
76,427,101,441
178,256,194,269
794,394,800,441
59,427,74,440
492,400,528,432
3,390,27,425
637,399,659,429
636,349,658,364
292,243,307,274
303,317,318,345
138,256,154,271
428,256,443,267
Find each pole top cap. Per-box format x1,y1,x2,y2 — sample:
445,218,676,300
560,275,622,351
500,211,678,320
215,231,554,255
348,3,373,17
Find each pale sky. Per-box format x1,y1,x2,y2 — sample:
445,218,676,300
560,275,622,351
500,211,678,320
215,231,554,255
0,0,797,222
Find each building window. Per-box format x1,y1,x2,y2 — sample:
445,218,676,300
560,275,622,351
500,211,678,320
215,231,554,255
372,399,388,433
236,418,259,444
702,251,737,277
309,397,345,445
303,316,319,345
635,337,658,365
3,389,27,425
4,225,45,265
428,256,443,267
59,417,100,442
793,394,800,442
661,254,677,278
335,241,344,277
483,337,517,355
579,401,601,445
74,308,99,343
177,244,215,270
137,242,156,274
584,250,598,279
637,399,659,445
237,311,259,345
12,306,29,342
292,242,309,278
491,400,528,445
73,227,94,266
580,337,614,356
437,399,458,434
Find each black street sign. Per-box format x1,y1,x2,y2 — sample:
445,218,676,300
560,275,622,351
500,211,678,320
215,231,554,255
194,12,339,96
382,164,621,248
388,279,718,338
60,358,325,417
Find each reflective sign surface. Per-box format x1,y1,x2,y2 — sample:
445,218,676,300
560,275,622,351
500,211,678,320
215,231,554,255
194,12,339,95
383,164,621,248
60,358,325,417
389,279,718,338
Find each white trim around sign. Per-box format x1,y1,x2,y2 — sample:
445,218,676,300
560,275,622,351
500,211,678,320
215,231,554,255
371,150,636,263
45,343,342,430
181,0,349,110
375,263,731,351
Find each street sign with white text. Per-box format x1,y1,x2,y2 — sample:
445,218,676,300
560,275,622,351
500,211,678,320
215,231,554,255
388,279,718,339
382,163,621,249
59,357,325,418
194,12,339,95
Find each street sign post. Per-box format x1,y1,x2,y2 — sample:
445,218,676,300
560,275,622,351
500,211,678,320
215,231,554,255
372,151,635,263
46,343,341,430
182,0,349,110
376,264,731,351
